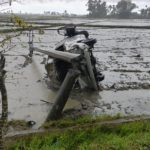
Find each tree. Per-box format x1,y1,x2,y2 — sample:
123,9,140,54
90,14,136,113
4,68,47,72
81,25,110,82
87,0,107,18
116,0,137,18
0,2,26,149
97,1,107,17
0,54,7,150
87,0,96,17
108,5,117,17
63,10,69,17
140,6,150,19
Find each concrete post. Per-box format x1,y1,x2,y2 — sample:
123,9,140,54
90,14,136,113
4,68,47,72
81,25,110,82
46,69,80,121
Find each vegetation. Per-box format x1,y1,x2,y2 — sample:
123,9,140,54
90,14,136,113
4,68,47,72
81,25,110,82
7,120,29,131
140,6,150,19
42,115,123,129
87,0,145,19
116,0,137,18
87,0,107,18
5,116,150,150
0,4,30,149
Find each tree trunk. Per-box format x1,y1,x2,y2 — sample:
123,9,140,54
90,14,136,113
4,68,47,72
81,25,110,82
0,55,8,150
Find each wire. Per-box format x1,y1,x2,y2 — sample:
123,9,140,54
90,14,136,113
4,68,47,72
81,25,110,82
0,7,10,11
0,2,9,6
0,0,12,6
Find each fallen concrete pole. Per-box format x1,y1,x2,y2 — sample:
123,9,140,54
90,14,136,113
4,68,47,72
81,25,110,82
33,47,82,63
46,69,80,121
84,51,98,90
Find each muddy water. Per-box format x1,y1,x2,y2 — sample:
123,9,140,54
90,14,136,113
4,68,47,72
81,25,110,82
5,54,82,128
30,18,150,27
94,90,150,116
0,20,150,129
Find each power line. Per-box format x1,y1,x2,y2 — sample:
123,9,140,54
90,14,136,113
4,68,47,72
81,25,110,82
0,0,12,6
0,7,11,11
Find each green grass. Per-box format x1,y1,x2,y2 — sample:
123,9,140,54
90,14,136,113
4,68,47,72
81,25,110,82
7,120,29,131
42,114,122,129
5,116,150,150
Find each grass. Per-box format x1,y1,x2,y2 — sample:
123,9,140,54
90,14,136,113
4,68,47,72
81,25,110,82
42,114,122,129
5,115,150,150
7,120,29,131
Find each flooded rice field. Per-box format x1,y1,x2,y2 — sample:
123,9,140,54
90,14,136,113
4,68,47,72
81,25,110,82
30,18,150,27
0,19,150,129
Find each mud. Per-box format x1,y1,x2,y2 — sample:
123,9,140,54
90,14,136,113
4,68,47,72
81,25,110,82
0,19,150,130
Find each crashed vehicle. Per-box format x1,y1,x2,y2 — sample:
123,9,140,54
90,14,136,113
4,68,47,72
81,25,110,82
45,24,104,90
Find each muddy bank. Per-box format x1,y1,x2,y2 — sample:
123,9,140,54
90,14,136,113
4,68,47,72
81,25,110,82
5,115,150,139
